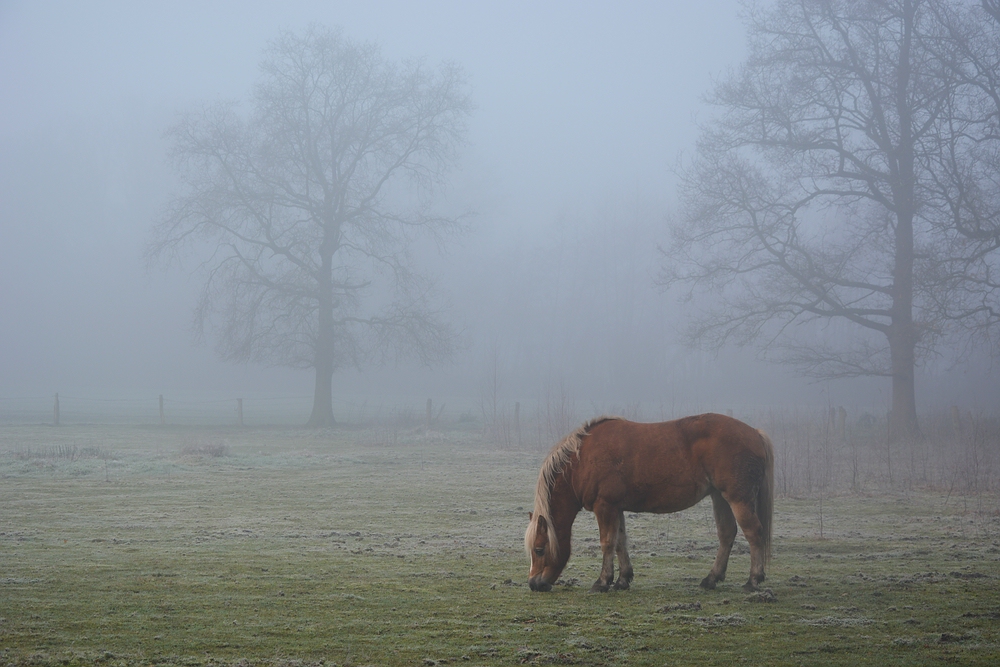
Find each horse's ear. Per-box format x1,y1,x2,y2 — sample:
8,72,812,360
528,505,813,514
536,515,548,530
528,511,533,520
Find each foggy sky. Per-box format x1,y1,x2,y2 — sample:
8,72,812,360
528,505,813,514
1,1,994,415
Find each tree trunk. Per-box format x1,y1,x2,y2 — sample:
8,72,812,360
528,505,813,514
887,196,920,443
887,205,921,444
307,363,336,427
887,6,921,446
307,251,336,427
887,329,920,444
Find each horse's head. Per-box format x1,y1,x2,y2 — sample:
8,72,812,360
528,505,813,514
525,512,567,592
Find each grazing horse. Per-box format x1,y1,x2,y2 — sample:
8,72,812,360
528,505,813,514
525,414,774,593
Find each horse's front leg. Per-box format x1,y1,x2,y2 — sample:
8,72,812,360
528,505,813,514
590,503,620,593
613,511,634,590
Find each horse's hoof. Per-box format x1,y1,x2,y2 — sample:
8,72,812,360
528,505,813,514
699,576,717,590
742,581,758,592
589,582,610,593
613,580,630,591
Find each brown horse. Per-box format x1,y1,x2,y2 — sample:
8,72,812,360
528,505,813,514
525,414,774,593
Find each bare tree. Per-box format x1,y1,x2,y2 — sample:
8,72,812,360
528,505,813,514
660,0,1000,443
924,1,1000,346
149,26,472,426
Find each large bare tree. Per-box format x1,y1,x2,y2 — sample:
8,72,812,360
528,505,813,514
149,26,472,426
660,0,1000,442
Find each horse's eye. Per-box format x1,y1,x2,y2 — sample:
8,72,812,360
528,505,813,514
534,547,544,556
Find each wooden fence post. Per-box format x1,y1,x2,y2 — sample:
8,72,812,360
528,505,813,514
159,395,165,426
237,398,244,427
53,393,60,425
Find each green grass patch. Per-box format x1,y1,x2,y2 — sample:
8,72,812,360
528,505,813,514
1,424,999,665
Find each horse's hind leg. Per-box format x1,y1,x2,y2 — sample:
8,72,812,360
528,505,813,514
730,500,766,591
613,511,634,590
701,490,738,590
590,502,620,593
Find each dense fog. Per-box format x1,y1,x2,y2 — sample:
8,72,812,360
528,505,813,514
2,1,997,423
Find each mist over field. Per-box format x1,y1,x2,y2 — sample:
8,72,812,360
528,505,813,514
5,6,1000,666
1,0,997,423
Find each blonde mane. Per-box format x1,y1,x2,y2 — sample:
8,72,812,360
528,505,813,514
525,416,621,562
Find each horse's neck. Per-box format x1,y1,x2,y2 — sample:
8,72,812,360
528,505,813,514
549,469,581,530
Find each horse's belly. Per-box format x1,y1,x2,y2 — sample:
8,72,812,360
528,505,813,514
575,438,711,513
627,481,710,514
581,472,710,514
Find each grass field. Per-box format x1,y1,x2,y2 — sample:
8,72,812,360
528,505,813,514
2,423,1000,666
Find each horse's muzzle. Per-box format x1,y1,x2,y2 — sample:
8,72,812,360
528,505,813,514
528,577,552,592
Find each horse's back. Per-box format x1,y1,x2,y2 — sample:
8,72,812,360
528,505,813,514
585,413,765,460
573,414,768,513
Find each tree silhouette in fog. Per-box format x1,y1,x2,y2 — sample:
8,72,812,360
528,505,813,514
149,25,471,426
661,0,1000,443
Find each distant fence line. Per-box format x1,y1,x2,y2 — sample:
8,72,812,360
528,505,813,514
0,393,317,426
0,393,486,427
0,392,985,434
0,392,880,431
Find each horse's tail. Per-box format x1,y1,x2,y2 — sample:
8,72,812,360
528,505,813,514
756,429,775,566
